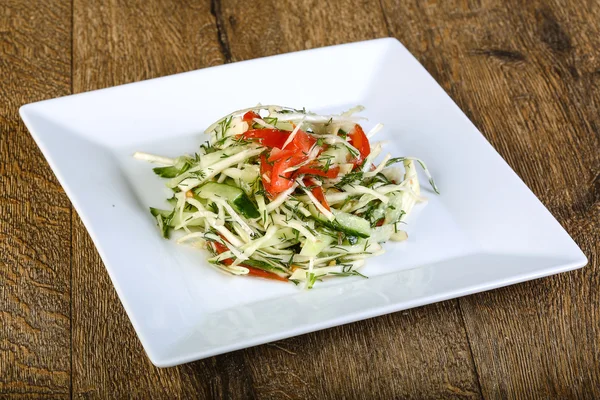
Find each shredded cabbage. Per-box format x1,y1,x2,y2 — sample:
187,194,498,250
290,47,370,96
136,105,438,287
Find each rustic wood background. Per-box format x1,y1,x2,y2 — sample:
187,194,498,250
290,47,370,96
1,0,599,398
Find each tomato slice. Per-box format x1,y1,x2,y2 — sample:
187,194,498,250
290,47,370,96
269,131,315,160
311,186,330,211
347,124,370,166
269,157,296,194
297,164,340,179
242,111,261,122
290,130,316,153
212,241,228,254
262,153,297,197
263,130,317,195
242,129,290,149
304,177,331,211
253,128,327,196
245,266,288,282
212,242,233,265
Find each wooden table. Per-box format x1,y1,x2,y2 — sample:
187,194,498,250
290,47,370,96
1,0,599,398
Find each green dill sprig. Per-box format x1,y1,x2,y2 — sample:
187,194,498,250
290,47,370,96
200,141,216,155
344,144,359,158
329,270,368,279
190,170,207,180
217,116,233,140
335,171,364,189
385,157,440,194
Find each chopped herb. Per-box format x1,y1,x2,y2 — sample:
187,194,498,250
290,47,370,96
323,158,332,173
330,270,368,279
345,145,359,158
217,116,233,140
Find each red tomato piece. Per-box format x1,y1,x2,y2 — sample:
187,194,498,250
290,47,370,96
311,185,330,211
347,124,370,166
242,111,261,122
290,130,316,153
269,157,296,194
255,128,324,196
245,266,288,282
264,130,318,195
268,148,298,163
304,177,331,211
242,129,290,149
296,164,340,179
212,241,228,254
212,242,233,265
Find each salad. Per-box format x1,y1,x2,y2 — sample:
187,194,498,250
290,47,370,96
134,105,438,288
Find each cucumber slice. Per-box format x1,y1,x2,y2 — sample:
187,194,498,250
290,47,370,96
300,234,333,256
194,182,260,218
150,208,206,228
308,205,371,238
320,146,352,165
170,212,206,228
370,224,395,243
333,209,371,238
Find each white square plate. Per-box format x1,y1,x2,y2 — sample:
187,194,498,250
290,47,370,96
20,38,586,367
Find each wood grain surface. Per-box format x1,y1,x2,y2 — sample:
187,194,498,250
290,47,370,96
0,1,72,398
1,0,598,399
377,1,600,397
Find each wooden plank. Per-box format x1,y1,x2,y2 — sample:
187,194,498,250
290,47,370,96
219,0,483,398
379,0,600,397
0,0,72,398
71,1,230,398
221,0,389,62
240,303,481,399
73,0,225,91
